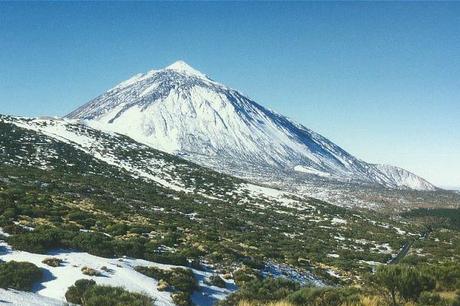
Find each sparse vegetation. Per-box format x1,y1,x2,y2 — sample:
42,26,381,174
0,119,421,281
402,208,460,230
1,118,460,305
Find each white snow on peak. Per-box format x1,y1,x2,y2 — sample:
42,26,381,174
165,60,207,78
109,61,208,92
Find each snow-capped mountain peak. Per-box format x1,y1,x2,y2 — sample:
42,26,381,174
164,60,207,78
67,61,436,191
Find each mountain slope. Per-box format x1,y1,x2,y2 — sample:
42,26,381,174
0,115,417,287
67,61,435,191
1,115,458,306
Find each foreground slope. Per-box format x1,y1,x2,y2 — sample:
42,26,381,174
67,61,435,191
0,115,423,304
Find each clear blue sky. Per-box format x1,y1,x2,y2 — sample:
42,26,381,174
1,2,459,188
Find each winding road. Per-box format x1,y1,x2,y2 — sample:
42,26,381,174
388,228,431,265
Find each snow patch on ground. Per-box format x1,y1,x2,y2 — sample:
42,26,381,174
294,165,330,177
331,217,347,225
0,232,235,305
261,262,325,287
0,289,63,306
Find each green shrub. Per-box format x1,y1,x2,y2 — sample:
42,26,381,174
418,291,445,306
42,257,63,267
427,262,460,291
1,223,27,234
157,279,170,291
5,225,151,259
136,266,198,292
6,226,70,253
113,238,146,258
83,285,154,306
372,264,435,305
241,257,264,270
287,287,324,305
0,261,42,291
129,226,151,235
206,274,226,288
106,223,129,236
67,211,91,222
65,279,154,306
171,291,191,306
144,252,187,266
81,266,102,276
168,268,198,293
135,266,197,305
286,287,362,306
65,279,96,304
71,232,115,257
232,267,261,287
453,293,460,306
219,277,299,306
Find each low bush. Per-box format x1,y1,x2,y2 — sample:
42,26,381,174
144,252,188,266
67,211,91,222
418,291,446,306
42,257,63,267
83,285,154,306
113,238,146,258
65,279,154,306
232,267,261,287
218,277,300,306
81,266,102,276
286,287,362,306
157,279,170,291
6,226,120,257
138,266,197,292
371,264,436,305
1,223,28,235
0,261,42,291
71,232,115,257
106,223,129,236
6,226,70,253
135,266,197,305
206,274,226,288
101,266,114,274
5,225,190,267
172,291,192,306
65,279,96,304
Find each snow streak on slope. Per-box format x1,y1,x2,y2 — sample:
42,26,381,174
4,119,207,196
1,116,307,208
67,61,436,191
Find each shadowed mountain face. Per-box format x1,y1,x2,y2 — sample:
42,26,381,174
67,61,435,191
